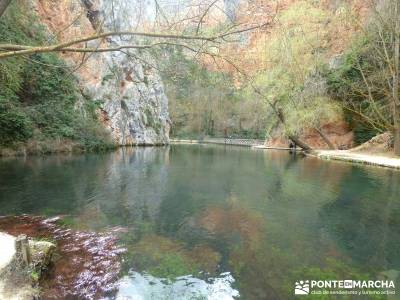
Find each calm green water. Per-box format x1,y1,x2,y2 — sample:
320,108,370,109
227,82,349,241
1,145,400,299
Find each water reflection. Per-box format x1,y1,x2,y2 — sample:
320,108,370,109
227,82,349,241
116,272,239,300
0,145,399,299
320,169,400,269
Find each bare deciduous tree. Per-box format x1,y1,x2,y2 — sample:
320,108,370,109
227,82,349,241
342,0,400,155
393,0,400,155
0,0,267,61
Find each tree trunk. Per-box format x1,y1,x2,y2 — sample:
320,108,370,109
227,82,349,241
0,0,12,18
288,135,312,151
276,108,313,151
393,0,400,156
394,124,400,155
315,127,336,149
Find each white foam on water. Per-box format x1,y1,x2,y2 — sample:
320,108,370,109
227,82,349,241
115,271,239,300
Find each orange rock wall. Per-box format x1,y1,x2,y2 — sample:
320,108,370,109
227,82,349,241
266,121,354,149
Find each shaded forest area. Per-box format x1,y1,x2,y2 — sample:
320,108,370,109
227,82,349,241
0,2,112,154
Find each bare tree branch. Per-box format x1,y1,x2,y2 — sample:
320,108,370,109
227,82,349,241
0,23,267,60
196,0,219,34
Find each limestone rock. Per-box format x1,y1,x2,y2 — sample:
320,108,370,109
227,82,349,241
33,0,170,146
83,51,170,145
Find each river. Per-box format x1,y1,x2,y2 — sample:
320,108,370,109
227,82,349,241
0,145,399,299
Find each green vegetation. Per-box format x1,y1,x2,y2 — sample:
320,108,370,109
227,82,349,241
159,1,345,144
160,0,399,153
239,1,346,145
244,0,399,151
149,253,197,279
159,47,267,139
1,0,398,152
325,14,397,145
127,235,202,280
0,2,113,154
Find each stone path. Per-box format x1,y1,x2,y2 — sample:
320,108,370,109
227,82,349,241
312,150,400,169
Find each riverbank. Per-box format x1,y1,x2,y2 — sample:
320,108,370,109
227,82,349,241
0,140,168,157
309,150,400,169
252,145,304,152
308,133,400,169
0,139,117,157
172,137,400,169
3,136,399,170
257,145,400,169
171,138,264,147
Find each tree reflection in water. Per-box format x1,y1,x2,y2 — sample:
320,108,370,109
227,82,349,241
0,145,399,299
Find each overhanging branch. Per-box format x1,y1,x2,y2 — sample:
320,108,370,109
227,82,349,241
0,23,268,60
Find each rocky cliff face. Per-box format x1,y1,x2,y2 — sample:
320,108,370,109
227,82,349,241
34,0,170,145
86,51,170,145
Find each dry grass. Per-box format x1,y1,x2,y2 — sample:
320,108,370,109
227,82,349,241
0,139,84,157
